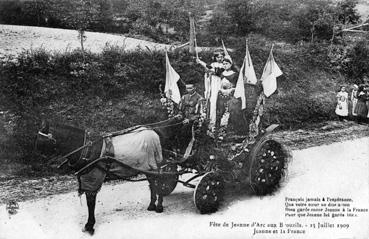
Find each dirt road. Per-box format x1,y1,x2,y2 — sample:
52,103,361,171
1,136,368,239
0,24,171,58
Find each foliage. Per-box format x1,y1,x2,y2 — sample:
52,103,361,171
341,40,369,83
0,47,207,158
0,0,51,26
0,36,349,160
0,0,206,43
221,0,258,35
336,0,361,25
292,0,336,42
208,0,363,43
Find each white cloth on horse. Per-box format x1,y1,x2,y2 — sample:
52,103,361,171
78,127,163,194
110,127,163,171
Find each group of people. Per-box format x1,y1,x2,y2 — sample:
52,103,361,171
335,83,369,124
177,49,241,139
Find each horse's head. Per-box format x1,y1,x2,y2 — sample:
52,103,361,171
34,119,86,169
34,119,57,158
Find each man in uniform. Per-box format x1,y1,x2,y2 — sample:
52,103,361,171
178,80,204,122
176,80,205,152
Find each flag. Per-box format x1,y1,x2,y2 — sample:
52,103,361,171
221,39,232,63
234,41,257,109
261,46,283,97
244,42,257,85
164,52,181,104
234,59,246,109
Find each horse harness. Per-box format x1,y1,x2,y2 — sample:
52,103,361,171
52,118,198,175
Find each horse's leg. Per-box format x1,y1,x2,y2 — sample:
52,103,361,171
155,176,164,213
84,193,97,235
147,175,157,211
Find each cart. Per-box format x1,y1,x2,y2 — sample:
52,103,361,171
154,90,290,214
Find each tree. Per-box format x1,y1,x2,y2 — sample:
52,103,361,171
224,0,257,35
94,0,114,32
336,0,361,25
292,0,337,42
49,0,101,56
344,40,369,83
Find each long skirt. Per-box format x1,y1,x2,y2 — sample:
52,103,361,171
355,100,368,118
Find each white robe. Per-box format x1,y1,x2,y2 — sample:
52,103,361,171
204,62,224,129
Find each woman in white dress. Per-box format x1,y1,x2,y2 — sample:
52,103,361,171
196,50,225,132
335,86,349,121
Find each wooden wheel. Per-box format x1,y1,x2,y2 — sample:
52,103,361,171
159,164,178,196
248,135,290,195
193,172,225,214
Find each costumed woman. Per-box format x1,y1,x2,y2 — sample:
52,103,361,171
215,57,238,138
196,49,225,133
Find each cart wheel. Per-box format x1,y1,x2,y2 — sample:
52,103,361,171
249,136,290,196
193,172,225,214
159,165,178,196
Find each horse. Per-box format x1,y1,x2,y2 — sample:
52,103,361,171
34,116,193,235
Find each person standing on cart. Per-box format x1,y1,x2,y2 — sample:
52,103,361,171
196,49,225,134
215,57,238,138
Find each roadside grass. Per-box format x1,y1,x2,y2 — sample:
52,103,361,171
0,34,354,178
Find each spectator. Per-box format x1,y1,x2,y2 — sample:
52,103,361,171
335,86,348,121
354,84,369,124
350,84,358,119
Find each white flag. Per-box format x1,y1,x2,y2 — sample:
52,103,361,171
234,59,246,109
261,46,283,97
244,43,257,85
164,52,181,104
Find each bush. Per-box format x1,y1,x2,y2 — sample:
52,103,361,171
0,37,351,162
0,47,208,159
207,0,361,44
341,40,369,83
266,91,336,128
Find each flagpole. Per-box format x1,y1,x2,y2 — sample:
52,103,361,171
245,38,248,56
270,43,275,58
193,20,199,60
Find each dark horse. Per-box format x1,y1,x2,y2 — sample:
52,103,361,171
34,116,193,235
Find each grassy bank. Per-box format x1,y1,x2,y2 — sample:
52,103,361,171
0,39,347,169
